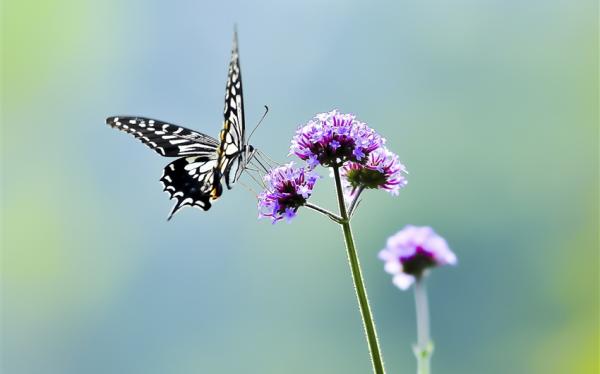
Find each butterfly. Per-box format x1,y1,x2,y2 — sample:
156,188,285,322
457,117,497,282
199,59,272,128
106,30,257,220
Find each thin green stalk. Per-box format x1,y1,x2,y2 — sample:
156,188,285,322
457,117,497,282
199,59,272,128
332,165,386,374
347,186,365,218
305,202,344,223
413,277,433,374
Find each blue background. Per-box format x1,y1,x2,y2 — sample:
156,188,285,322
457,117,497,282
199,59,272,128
2,0,598,373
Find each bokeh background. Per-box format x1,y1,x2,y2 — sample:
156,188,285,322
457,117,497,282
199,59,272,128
2,0,598,373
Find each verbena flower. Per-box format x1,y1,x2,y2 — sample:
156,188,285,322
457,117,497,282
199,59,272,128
257,163,318,224
290,110,384,168
379,225,457,290
342,147,408,196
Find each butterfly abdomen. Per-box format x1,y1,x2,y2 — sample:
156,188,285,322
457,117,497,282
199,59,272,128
210,169,224,199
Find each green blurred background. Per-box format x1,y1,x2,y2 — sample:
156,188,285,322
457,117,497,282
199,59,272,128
2,0,598,373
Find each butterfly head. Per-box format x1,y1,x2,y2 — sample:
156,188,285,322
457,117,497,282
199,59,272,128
246,144,256,158
240,144,257,172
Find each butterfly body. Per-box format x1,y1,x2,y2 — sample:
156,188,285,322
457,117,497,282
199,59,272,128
106,30,254,220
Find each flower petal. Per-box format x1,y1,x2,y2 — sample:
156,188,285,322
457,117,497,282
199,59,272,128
392,273,415,290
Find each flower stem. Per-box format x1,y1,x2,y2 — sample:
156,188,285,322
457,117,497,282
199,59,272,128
305,202,344,223
332,165,386,374
413,277,433,374
347,186,365,218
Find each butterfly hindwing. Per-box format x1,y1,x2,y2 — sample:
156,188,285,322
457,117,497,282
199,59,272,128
107,116,219,157
160,155,222,219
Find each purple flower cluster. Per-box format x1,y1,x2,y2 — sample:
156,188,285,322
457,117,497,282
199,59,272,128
257,163,318,223
342,147,408,196
290,110,384,168
257,110,408,224
379,225,457,290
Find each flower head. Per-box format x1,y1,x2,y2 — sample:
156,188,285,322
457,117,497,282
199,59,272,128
290,110,384,168
342,147,408,196
379,225,456,290
258,163,318,224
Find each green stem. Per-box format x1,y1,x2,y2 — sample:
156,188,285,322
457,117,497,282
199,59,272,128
305,202,344,223
347,186,365,218
413,277,433,374
332,165,386,374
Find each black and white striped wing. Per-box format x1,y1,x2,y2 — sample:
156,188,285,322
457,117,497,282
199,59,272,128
107,116,219,157
160,155,222,220
216,30,247,193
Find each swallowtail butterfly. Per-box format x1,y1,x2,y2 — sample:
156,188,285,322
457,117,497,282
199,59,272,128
106,30,256,220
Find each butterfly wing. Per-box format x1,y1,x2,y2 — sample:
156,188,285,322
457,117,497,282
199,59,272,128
106,116,219,157
214,30,247,195
160,155,222,220
107,116,223,219
106,31,250,218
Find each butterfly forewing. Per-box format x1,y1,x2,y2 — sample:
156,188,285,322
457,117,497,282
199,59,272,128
107,116,219,157
215,30,247,194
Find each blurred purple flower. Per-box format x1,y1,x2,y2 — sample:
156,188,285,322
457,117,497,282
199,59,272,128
258,163,318,224
342,147,408,196
290,110,384,168
379,225,456,290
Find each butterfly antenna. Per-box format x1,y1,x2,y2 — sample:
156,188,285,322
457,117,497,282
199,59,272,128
247,105,269,144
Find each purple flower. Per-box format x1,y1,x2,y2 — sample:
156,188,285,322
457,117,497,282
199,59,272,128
342,147,408,196
258,163,318,224
352,148,365,161
378,225,457,290
290,110,384,168
307,154,319,168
